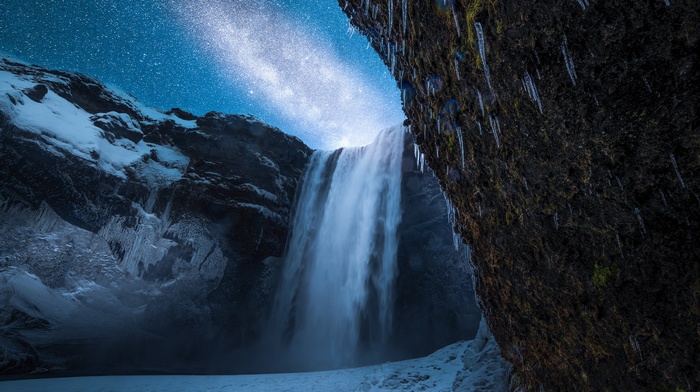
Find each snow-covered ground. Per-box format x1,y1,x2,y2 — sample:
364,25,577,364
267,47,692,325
2,319,510,392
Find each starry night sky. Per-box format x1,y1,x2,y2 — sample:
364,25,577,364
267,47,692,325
0,0,403,149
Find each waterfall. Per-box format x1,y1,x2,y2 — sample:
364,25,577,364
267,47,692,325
267,125,405,370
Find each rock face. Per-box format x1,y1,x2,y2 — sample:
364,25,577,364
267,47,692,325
343,1,699,390
0,57,312,375
392,134,482,359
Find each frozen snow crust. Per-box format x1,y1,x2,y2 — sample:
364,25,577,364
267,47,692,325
2,319,510,392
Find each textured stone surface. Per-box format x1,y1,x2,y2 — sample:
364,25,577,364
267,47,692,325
343,0,699,390
0,57,312,375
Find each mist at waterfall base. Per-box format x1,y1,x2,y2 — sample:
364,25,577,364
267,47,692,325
221,125,481,374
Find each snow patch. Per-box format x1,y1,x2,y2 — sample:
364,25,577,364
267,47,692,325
0,70,190,184
1,319,509,392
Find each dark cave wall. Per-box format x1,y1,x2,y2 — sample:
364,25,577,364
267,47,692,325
342,0,699,390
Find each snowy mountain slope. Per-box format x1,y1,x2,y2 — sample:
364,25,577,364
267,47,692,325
0,56,312,375
1,319,510,392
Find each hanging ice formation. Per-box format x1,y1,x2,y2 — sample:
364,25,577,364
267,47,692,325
474,22,492,92
522,72,543,113
267,126,405,370
562,35,578,86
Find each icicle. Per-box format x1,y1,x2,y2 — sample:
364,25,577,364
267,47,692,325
402,0,408,36
436,145,439,158
454,58,460,80
616,233,625,259
659,190,668,207
456,127,465,168
634,208,647,235
562,35,578,86
442,192,460,251
388,0,393,34
522,72,543,113
477,90,485,117
437,117,441,134
553,212,559,230
474,22,492,91
346,24,357,39
629,336,643,360
488,115,500,148
670,154,685,188
475,120,482,135
452,6,461,37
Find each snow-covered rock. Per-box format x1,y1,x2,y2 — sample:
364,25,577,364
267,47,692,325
0,56,311,375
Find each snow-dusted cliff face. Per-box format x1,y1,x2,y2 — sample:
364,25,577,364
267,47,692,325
0,57,311,375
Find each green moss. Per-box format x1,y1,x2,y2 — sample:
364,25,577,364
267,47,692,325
593,263,619,288
465,0,500,51
446,133,457,153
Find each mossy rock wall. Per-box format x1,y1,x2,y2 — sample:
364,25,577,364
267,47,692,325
342,0,699,390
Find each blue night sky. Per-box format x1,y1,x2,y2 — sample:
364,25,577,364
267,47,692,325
0,0,404,149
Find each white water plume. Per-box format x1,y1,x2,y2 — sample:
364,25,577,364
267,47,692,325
267,125,405,370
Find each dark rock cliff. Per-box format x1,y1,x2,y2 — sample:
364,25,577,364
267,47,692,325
393,133,482,358
343,0,699,390
0,57,312,375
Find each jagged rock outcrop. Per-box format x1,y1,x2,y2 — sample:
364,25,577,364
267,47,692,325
0,57,312,375
343,1,699,390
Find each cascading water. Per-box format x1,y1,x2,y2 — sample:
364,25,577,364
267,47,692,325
267,125,405,370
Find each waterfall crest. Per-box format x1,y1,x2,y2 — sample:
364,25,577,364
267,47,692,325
267,125,405,370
